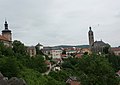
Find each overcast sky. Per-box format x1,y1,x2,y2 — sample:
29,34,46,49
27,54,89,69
0,0,120,46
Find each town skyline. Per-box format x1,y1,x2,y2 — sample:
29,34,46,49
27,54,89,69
0,0,120,47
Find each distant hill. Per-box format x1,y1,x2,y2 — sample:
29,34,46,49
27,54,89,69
75,45,89,48
54,45,89,48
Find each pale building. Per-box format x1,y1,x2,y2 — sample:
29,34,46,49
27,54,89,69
111,47,120,56
51,49,62,59
27,46,36,57
43,47,62,59
81,48,91,54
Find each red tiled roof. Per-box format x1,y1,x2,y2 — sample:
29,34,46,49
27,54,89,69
61,54,67,57
0,35,8,41
76,54,82,58
111,48,120,51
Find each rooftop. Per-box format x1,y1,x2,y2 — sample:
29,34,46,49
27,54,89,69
111,47,120,51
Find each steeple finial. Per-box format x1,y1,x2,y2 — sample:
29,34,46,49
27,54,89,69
4,19,8,30
89,26,92,30
5,18,7,23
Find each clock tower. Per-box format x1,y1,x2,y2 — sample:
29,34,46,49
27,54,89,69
2,20,12,41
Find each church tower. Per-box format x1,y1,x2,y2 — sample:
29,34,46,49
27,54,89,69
2,20,12,41
88,27,94,48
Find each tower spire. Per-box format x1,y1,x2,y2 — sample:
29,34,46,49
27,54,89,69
88,26,94,48
89,26,91,30
4,19,8,30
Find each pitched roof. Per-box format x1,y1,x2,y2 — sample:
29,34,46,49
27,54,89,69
66,76,78,83
94,41,105,45
93,41,109,47
27,46,36,49
111,47,120,51
43,47,62,51
0,35,9,41
36,43,43,46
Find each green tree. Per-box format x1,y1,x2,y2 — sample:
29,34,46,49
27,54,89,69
106,54,120,71
76,55,119,85
12,40,27,55
19,68,48,85
62,61,73,69
27,55,47,73
0,42,14,56
45,76,66,85
19,68,66,85
49,70,69,82
103,45,110,54
62,50,66,55
62,57,79,69
0,57,20,78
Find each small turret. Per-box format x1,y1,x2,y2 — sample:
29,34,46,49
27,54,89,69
2,20,12,41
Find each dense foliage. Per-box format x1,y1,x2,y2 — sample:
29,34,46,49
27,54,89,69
0,41,120,85
76,55,119,85
0,41,65,85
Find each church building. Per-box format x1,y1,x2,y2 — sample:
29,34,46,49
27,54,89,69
88,27,110,54
0,20,12,46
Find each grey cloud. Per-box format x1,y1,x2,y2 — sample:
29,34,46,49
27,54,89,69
0,0,120,46
115,11,120,17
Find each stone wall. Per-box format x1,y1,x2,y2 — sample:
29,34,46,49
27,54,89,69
0,72,26,85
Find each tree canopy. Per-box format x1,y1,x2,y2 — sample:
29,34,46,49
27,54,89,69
0,40,120,85
76,55,119,85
